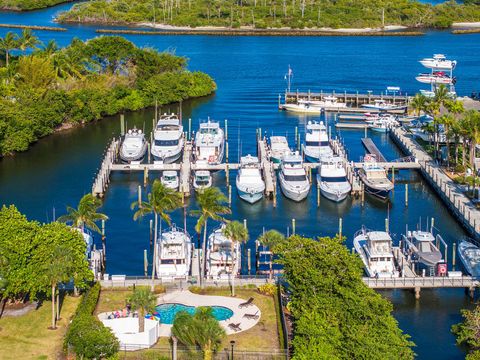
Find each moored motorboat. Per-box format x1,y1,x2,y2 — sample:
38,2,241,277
357,155,394,199
402,230,443,268
206,225,241,279
269,136,290,163
303,121,333,162
278,151,310,202
362,99,407,111
458,240,480,278
316,156,351,202
236,155,265,204
419,54,457,70
151,113,184,163
160,171,179,190
193,170,212,191
194,119,225,165
281,101,322,113
416,72,456,85
353,227,399,278
119,128,148,163
366,114,399,133
156,225,192,279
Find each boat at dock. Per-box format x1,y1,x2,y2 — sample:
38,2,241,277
316,156,351,202
303,121,333,162
420,54,457,70
402,230,443,268
362,99,407,112
193,170,212,191
415,72,456,85
194,119,225,165
151,113,184,163
206,225,241,279
353,228,399,278
156,225,192,279
357,155,394,199
280,101,322,113
458,240,480,278
365,114,399,133
119,128,148,163
160,171,179,190
278,151,310,202
236,155,265,204
269,136,290,163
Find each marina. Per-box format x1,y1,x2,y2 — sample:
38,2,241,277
1,7,480,357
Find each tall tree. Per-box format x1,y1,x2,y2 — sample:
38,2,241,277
222,220,249,296
131,179,182,282
258,229,285,281
127,287,157,332
0,32,19,67
410,93,427,117
191,187,231,286
18,29,40,54
57,194,108,233
172,307,226,360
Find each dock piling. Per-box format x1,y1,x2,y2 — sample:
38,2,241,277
247,248,251,275
317,185,320,207
294,126,298,146
453,242,457,269
144,249,148,276
385,218,389,233
149,219,153,245
292,218,296,235
338,218,343,239
243,219,247,230
143,166,148,187
188,118,192,141
228,185,232,207
225,119,228,140
120,114,125,136
138,185,142,206
405,184,408,207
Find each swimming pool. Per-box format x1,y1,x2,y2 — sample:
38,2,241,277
148,303,234,324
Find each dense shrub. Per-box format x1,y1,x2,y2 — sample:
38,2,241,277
257,283,276,296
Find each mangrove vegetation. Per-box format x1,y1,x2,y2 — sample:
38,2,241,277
58,0,480,29
0,32,216,156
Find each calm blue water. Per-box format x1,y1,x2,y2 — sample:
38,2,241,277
0,3,479,359
150,303,234,324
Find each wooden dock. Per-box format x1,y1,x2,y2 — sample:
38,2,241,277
180,141,193,196
361,138,387,162
390,127,480,240
92,139,120,197
353,161,420,170
335,123,369,129
257,137,276,197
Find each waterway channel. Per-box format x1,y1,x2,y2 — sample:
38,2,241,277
0,3,479,358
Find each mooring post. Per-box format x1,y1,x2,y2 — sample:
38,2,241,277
405,184,408,207
144,249,148,276
226,141,229,163
361,182,365,207
224,119,228,140
452,242,457,270
147,142,151,163
149,219,153,245
143,167,148,187
295,126,298,146
138,185,142,207
385,218,389,233
247,248,251,275
226,165,230,186
392,166,395,185
338,218,343,239
431,217,435,232
317,185,320,207
273,186,277,208
188,118,192,141
415,287,421,300
243,219,247,230
228,185,232,207
120,114,125,136
292,218,296,235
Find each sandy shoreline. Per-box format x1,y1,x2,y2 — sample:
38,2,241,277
137,22,408,33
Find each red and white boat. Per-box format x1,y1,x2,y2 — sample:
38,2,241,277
415,71,455,85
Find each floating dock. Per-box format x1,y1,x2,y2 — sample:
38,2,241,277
361,138,387,162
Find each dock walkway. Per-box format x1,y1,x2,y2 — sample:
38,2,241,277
361,138,387,162
363,276,476,290
258,137,276,197
179,141,192,196
391,127,480,239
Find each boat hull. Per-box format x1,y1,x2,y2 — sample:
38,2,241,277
237,188,264,204
364,184,391,199
281,104,322,113
319,182,350,202
152,149,183,163
370,126,389,133
120,143,148,163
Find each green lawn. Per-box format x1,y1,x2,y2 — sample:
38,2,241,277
0,296,80,360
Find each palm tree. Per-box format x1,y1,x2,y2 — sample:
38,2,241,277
52,49,87,79
172,307,226,360
410,93,427,116
0,32,19,67
40,40,58,57
18,29,39,54
222,220,249,296
44,245,72,330
258,229,285,281
131,180,182,282
438,114,455,167
191,187,231,287
444,99,465,167
127,287,157,333
57,194,108,233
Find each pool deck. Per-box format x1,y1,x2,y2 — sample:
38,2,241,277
156,290,261,336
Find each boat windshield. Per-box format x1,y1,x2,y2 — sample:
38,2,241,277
306,141,329,147
324,176,347,182
284,174,307,182
200,128,218,135
196,176,210,184
164,176,176,181
155,139,179,146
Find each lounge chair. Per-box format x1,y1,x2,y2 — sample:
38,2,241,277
228,323,242,332
238,297,254,308
243,310,259,320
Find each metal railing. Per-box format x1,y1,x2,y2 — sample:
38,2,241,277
363,276,477,289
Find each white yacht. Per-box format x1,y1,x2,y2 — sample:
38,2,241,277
236,155,265,204
160,171,179,190
420,54,456,70
151,113,184,163
303,121,333,163
305,96,347,109
156,225,192,279
269,136,290,164
362,99,407,111
316,156,351,202
458,240,480,278
402,230,442,268
119,128,148,163
193,170,212,191
353,228,399,278
194,120,225,165
281,101,322,114
278,151,310,202
358,155,394,199
365,114,399,133
416,72,456,85
206,225,241,279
